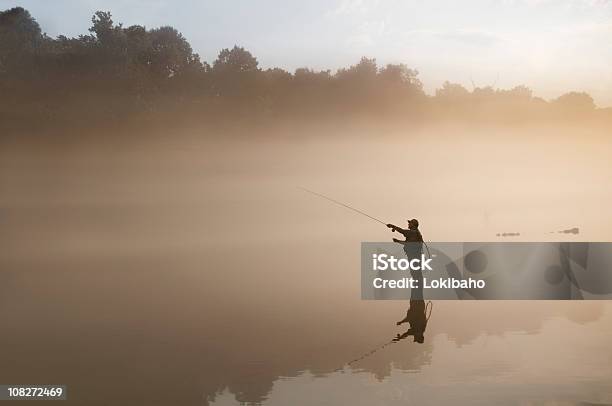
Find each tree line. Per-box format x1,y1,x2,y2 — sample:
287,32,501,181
1,7,608,132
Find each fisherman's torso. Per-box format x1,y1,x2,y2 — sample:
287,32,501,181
401,229,423,259
402,229,423,242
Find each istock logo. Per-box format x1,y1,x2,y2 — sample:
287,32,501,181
372,253,433,271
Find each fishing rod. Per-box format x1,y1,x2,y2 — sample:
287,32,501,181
299,187,432,258
299,187,387,225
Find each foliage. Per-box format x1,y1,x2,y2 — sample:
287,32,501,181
0,7,604,131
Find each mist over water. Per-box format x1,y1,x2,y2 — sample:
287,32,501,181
1,125,612,405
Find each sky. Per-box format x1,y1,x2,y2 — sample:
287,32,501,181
8,0,612,106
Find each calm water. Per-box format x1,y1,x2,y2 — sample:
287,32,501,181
1,127,611,405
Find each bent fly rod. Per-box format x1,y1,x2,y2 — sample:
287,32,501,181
298,187,387,226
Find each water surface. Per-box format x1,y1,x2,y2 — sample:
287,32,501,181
1,127,611,405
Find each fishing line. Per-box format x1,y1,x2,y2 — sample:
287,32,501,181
333,339,396,373
425,300,433,322
333,300,434,373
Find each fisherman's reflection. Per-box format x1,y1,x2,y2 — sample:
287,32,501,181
393,269,431,343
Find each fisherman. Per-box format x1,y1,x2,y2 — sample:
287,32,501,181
387,219,423,260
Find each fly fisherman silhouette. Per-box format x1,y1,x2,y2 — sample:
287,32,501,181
388,219,431,343
387,219,423,259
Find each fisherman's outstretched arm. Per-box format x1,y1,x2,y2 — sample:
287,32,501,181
386,223,406,233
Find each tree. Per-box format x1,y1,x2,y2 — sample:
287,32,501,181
554,91,595,112
87,11,128,78
0,7,43,73
506,85,532,100
148,26,199,79
89,11,118,43
378,64,421,89
213,46,258,73
211,46,260,102
336,57,377,81
435,82,470,102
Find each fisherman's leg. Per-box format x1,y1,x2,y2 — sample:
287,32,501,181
397,310,410,325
